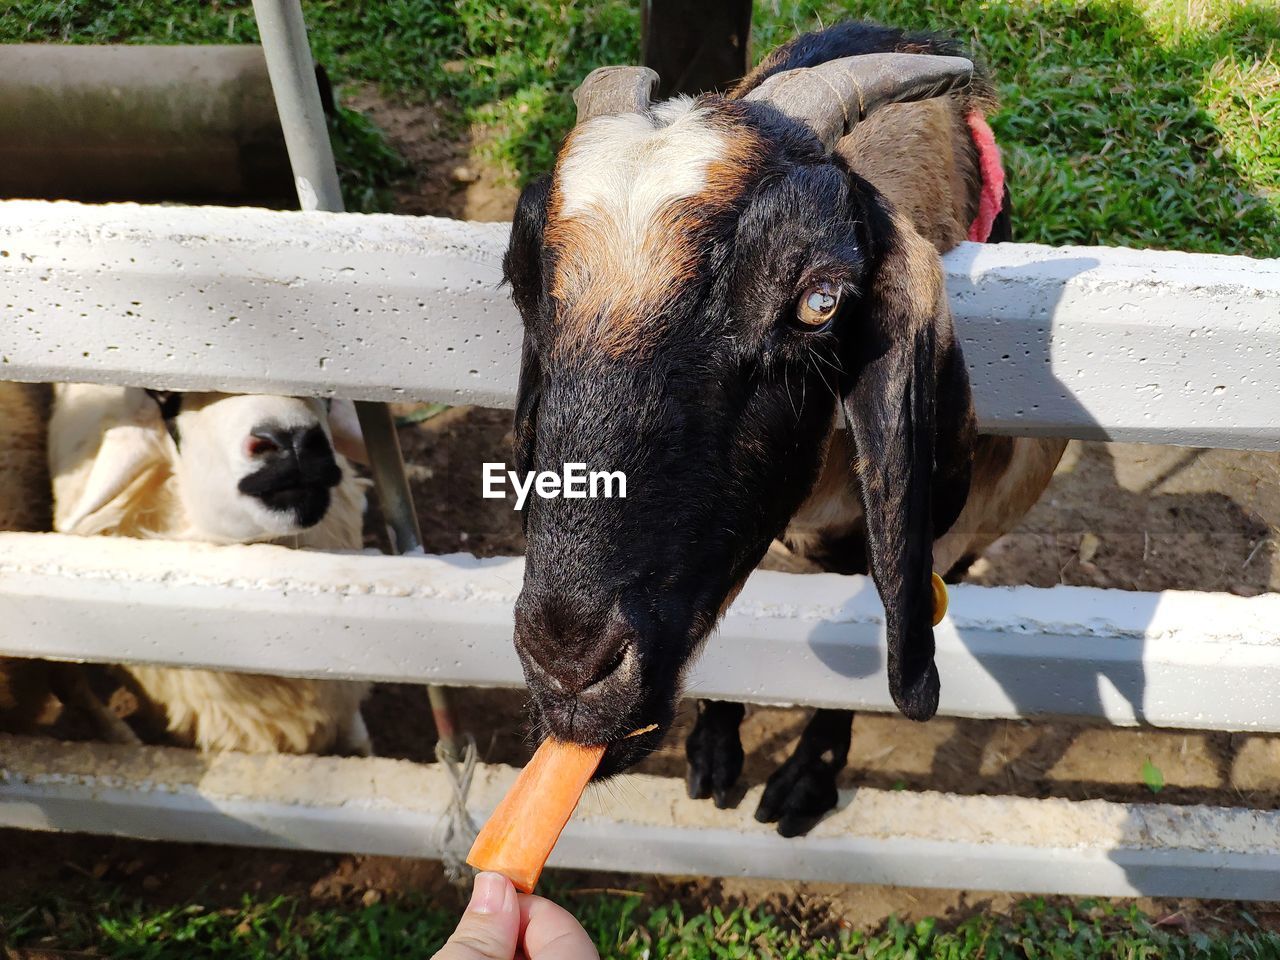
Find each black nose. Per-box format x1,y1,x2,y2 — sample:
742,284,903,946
513,593,646,742
237,423,342,526
519,623,634,698
246,424,333,466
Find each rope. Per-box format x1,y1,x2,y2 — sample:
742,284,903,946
435,733,480,885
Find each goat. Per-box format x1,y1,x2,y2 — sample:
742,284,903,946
48,384,373,755
500,21,1067,835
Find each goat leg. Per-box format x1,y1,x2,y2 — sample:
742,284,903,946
755,707,852,837
685,699,746,808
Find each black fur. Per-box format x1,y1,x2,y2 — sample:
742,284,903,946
989,183,1015,243
689,26,1009,827
505,20,987,784
754,707,851,837
145,389,184,446
685,700,746,808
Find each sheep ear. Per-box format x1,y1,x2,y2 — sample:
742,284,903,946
841,201,975,722
52,391,171,537
327,398,369,466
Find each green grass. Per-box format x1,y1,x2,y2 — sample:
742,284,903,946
3,0,1277,255
3,891,1280,959
0,3,1276,951
327,104,413,213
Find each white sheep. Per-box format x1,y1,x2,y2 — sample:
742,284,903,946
48,383,374,755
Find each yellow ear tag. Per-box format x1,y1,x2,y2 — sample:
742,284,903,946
931,572,948,627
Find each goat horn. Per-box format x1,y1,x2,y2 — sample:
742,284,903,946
573,65,659,124
743,53,973,151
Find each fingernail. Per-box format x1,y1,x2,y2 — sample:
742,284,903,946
468,871,508,915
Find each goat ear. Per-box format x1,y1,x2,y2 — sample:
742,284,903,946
841,201,975,722
52,394,171,537
513,336,541,478
504,174,552,318
506,175,551,490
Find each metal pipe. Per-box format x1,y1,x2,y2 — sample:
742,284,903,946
0,45,297,206
250,0,461,753
353,402,423,554
248,0,342,213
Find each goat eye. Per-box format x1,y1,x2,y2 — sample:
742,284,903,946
794,281,841,329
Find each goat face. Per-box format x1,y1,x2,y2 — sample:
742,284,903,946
158,392,343,542
506,56,980,776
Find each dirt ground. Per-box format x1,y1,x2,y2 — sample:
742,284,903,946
6,91,1280,936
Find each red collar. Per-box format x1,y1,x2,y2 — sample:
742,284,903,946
965,110,1005,243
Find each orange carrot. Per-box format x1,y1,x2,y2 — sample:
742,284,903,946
467,737,606,892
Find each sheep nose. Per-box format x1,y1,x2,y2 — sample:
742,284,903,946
246,424,333,467
239,422,343,499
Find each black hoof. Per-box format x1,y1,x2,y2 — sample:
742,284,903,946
685,702,745,809
754,752,840,837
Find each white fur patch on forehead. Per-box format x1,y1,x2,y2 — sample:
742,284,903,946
555,97,727,233
546,97,758,357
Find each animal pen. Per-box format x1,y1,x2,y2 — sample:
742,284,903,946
2,0,1280,902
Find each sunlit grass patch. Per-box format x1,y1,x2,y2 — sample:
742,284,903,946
4,890,1280,959
6,0,1277,254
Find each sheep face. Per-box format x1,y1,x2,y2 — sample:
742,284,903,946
163,393,344,543
505,93,976,777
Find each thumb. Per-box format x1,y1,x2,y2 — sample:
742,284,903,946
433,872,521,960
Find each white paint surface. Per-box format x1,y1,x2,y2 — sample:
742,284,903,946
1,201,1277,448
2,532,1279,730
4,734,1280,899
3,199,1279,899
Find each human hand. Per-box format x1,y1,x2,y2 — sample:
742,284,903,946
431,871,599,960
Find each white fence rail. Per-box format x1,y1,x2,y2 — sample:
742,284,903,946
6,734,1280,899
3,198,1280,900
2,533,1280,731
2,201,1278,449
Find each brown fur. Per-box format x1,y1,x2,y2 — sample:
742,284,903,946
0,382,50,532
843,101,978,251
545,111,764,360
780,82,1065,578
729,30,994,251
0,658,52,733
0,382,55,733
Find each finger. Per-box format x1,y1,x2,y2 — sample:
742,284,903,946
518,895,599,959
433,872,521,960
